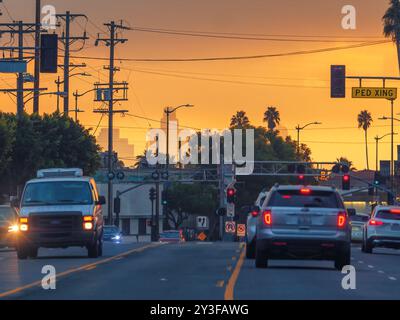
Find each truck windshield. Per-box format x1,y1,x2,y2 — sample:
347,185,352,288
268,190,342,209
22,181,93,206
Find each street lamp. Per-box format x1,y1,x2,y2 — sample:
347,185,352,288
24,91,67,105
375,133,398,172
55,72,91,113
164,104,194,175
379,106,397,193
295,122,322,157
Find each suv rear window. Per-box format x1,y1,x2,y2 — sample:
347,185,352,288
267,190,343,209
376,210,400,221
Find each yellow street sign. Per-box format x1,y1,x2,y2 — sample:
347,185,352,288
352,87,397,100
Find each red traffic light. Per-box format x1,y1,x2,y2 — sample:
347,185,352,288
343,175,350,182
227,188,236,203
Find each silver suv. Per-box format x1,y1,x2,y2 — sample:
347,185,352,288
362,205,400,253
255,185,351,270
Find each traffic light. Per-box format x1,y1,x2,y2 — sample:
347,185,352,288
342,174,351,190
227,188,236,203
331,65,346,98
149,188,156,201
40,34,58,73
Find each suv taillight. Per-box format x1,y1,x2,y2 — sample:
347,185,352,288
263,210,272,226
369,219,384,226
337,212,347,229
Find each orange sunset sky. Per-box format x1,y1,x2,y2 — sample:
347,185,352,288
1,0,400,170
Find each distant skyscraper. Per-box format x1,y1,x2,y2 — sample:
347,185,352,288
97,128,135,167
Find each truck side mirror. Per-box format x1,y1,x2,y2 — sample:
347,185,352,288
97,196,106,206
10,197,20,208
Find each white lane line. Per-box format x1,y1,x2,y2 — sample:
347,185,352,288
388,276,397,281
358,261,364,264
368,265,374,269
378,270,385,274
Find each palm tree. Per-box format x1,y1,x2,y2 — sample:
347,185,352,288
336,157,357,171
383,0,400,73
263,106,280,131
357,110,373,170
230,110,250,128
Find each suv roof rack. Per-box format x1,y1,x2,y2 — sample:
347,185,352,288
37,168,83,179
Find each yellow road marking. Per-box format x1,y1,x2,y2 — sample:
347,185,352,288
0,242,162,299
85,266,97,271
224,244,246,301
216,280,225,287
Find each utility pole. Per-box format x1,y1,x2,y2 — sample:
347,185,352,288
94,21,130,225
0,21,44,117
56,11,88,115
17,21,24,116
33,0,41,114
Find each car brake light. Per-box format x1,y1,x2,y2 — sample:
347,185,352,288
390,209,400,214
263,210,272,226
337,212,347,228
369,219,384,226
282,195,291,199
300,188,311,195
251,211,259,217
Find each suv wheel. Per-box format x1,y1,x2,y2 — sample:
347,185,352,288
364,239,373,254
87,234,100,258
334,244,351,271
246,239,256,259
255,245,268,268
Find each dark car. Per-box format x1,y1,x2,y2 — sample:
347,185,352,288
103,225,123,243
0,205,19,249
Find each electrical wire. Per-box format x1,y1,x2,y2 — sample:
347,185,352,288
132,27,382,43
69,40,390,62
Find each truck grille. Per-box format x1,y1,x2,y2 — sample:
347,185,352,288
29,212,82,232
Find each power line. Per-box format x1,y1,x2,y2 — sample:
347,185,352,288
69,40,390,62
129,68,328,89
132,25,384,40
132,26,382,43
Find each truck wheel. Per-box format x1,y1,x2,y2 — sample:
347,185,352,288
17,246,29,260
255,245,268,268
87,235,100,258
29,246,39,259
246,240,256,259
334,244,351,270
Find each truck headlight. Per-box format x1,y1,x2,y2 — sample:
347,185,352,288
83,216,94,230
8,225,19,233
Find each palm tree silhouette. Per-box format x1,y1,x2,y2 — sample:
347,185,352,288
383,0,400,73
230,110,250,128
263,106,280,132
357,110,373,170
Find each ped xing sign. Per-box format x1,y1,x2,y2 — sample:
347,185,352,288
352,87,397,100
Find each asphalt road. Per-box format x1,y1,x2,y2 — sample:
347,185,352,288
0,241,399,300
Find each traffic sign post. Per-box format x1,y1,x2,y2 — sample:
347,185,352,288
227,203,235,218
352,87,397,100
225,221,236,234
237,224,246,237
196,216,209,230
